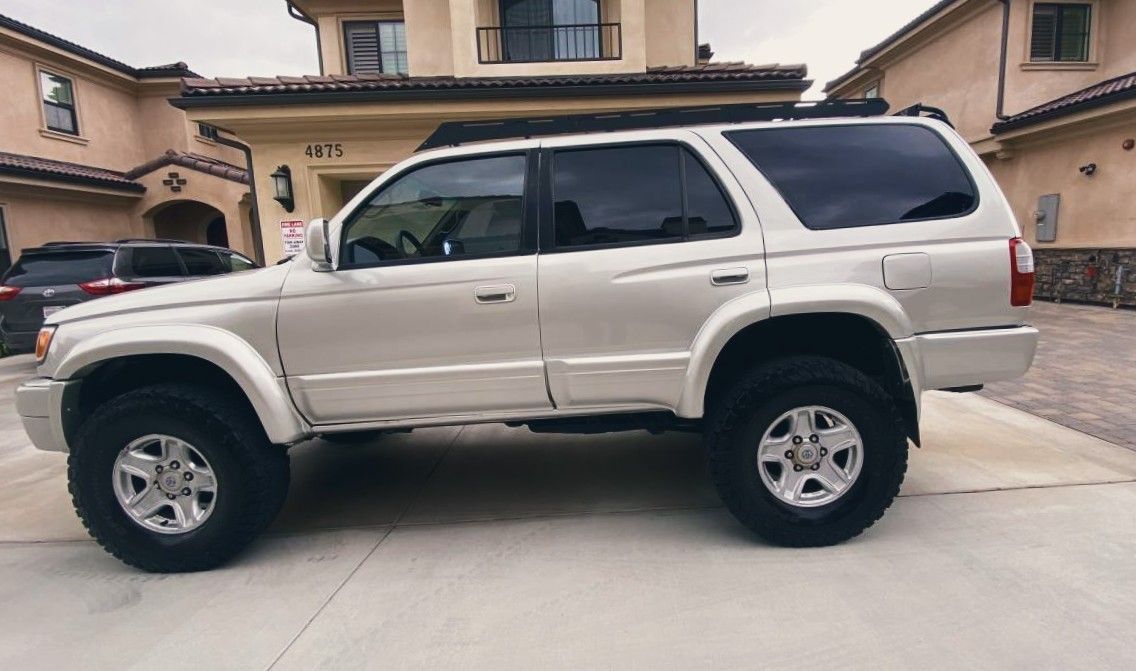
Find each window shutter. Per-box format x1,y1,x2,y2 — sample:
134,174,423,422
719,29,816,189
345,22,382,74
1030,5,1057,61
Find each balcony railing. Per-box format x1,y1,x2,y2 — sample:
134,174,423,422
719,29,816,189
477,23,622,64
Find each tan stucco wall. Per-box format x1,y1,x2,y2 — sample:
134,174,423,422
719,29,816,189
0,185,143,255
306,0,693,78
988,119,1136,249
188,88,802,264
644,0,695,67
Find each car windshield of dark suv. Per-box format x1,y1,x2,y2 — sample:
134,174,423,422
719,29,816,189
2,251,115,287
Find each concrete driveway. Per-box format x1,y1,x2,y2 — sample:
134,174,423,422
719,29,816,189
1,354,1134,669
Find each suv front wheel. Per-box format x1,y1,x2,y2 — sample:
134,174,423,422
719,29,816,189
68,384,290,572
705,356,908,546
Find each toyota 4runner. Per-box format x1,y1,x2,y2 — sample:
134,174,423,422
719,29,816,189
16,102,1039,572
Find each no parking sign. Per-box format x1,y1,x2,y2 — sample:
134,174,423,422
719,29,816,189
280,220,305,256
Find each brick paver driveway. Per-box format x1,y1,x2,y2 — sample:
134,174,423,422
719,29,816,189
980,300,1136,449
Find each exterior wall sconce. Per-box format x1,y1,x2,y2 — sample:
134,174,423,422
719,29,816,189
270,165,295,212
1079,163,1097,177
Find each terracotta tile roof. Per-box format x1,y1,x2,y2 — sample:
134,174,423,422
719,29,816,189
125,150,248,184
0,12,196,79
992,71,1136,133
178,62,810,100
0,151,145,192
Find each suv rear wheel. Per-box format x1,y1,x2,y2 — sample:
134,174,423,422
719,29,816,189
68,384,290,572
705,356,908,546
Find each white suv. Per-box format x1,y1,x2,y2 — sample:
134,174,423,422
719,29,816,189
16,104,1039,571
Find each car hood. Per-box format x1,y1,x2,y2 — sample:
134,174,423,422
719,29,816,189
46,262,293,326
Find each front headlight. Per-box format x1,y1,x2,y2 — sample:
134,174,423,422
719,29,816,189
35,326,56,363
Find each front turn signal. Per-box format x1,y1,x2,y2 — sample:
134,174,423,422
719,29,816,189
35,326,56,362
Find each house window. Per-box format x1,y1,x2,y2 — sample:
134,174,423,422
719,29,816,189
197,123,219,141
40,71,78,135
864,82,881,99
344,20,408,75
1031,3,1092,62
500,0,602,62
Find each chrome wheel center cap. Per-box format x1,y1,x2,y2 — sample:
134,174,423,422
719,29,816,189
794,444,821,466
158,471,182,493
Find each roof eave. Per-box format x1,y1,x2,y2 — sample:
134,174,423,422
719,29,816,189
992,86,1136,135
0,166,145,193
170,78,812,110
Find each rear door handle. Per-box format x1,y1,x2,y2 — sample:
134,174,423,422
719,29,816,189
474,284,516,304
710,268,749,286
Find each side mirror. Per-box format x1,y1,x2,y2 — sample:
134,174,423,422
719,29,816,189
305,218,332,270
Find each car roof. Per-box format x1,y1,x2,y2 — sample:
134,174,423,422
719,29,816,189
19,239,245,256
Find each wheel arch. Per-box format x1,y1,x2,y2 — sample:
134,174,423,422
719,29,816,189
54,325,308,446
677,288,920,445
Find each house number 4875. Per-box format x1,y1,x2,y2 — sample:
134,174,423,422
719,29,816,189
305,143,344,159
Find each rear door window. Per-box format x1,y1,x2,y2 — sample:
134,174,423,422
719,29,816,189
2,251,114,286
726,124,977,230
220,252,258,272
129,246,183,277
549,144,738,249
177,248,226,276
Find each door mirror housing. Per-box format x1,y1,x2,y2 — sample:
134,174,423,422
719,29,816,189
305,218,332,270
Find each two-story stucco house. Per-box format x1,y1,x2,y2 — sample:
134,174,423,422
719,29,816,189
826,0,1136,307
0,14,261,271
174,0,810,264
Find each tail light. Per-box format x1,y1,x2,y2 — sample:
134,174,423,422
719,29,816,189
0,286,21,301
1009,237,1035,307
79,277,147,296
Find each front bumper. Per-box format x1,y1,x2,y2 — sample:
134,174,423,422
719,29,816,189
910,325,1040,391
16,378,75,452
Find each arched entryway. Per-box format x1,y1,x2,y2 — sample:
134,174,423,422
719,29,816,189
147,200,228,247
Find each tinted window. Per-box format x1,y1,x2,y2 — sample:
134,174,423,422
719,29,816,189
553,145,684,247
3,251,113,286
177,248,225,276
220,252,257,272
683,149,737,235
129,247,182,277
727,125,977,230
341,154,527,267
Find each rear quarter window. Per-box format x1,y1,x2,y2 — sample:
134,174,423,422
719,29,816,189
726,124,977,230
2,251,114,286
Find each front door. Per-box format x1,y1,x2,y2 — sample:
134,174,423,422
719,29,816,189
277,150,551,425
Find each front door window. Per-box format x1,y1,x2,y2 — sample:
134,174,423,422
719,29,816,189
340,154,528,268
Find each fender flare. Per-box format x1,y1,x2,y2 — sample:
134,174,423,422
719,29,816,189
674,284,914,418
55,324,309,445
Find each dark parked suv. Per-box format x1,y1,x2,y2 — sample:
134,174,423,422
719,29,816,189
0,239,257,353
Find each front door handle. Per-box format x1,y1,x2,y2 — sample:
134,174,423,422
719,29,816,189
474,284,516,304
710,268,749,286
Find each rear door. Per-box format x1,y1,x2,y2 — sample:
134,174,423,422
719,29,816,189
535,134,766,411
0,249,115,332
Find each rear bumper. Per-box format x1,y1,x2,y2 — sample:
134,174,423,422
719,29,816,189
909,326,1039,391
16,378,75,453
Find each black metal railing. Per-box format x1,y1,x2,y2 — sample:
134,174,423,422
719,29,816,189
477,23,622,64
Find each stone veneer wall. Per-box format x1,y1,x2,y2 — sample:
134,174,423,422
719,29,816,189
1033,248,1136,307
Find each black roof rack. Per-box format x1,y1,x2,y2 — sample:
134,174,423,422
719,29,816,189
893,103,953,128
417,99,893,151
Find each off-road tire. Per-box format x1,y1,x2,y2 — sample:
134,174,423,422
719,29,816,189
68,384,290,572
705,356,908,546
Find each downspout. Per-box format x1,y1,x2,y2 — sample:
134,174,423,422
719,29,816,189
214,133,267,266
286,0,324,75
995,0,1011,120
693,0,700,65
